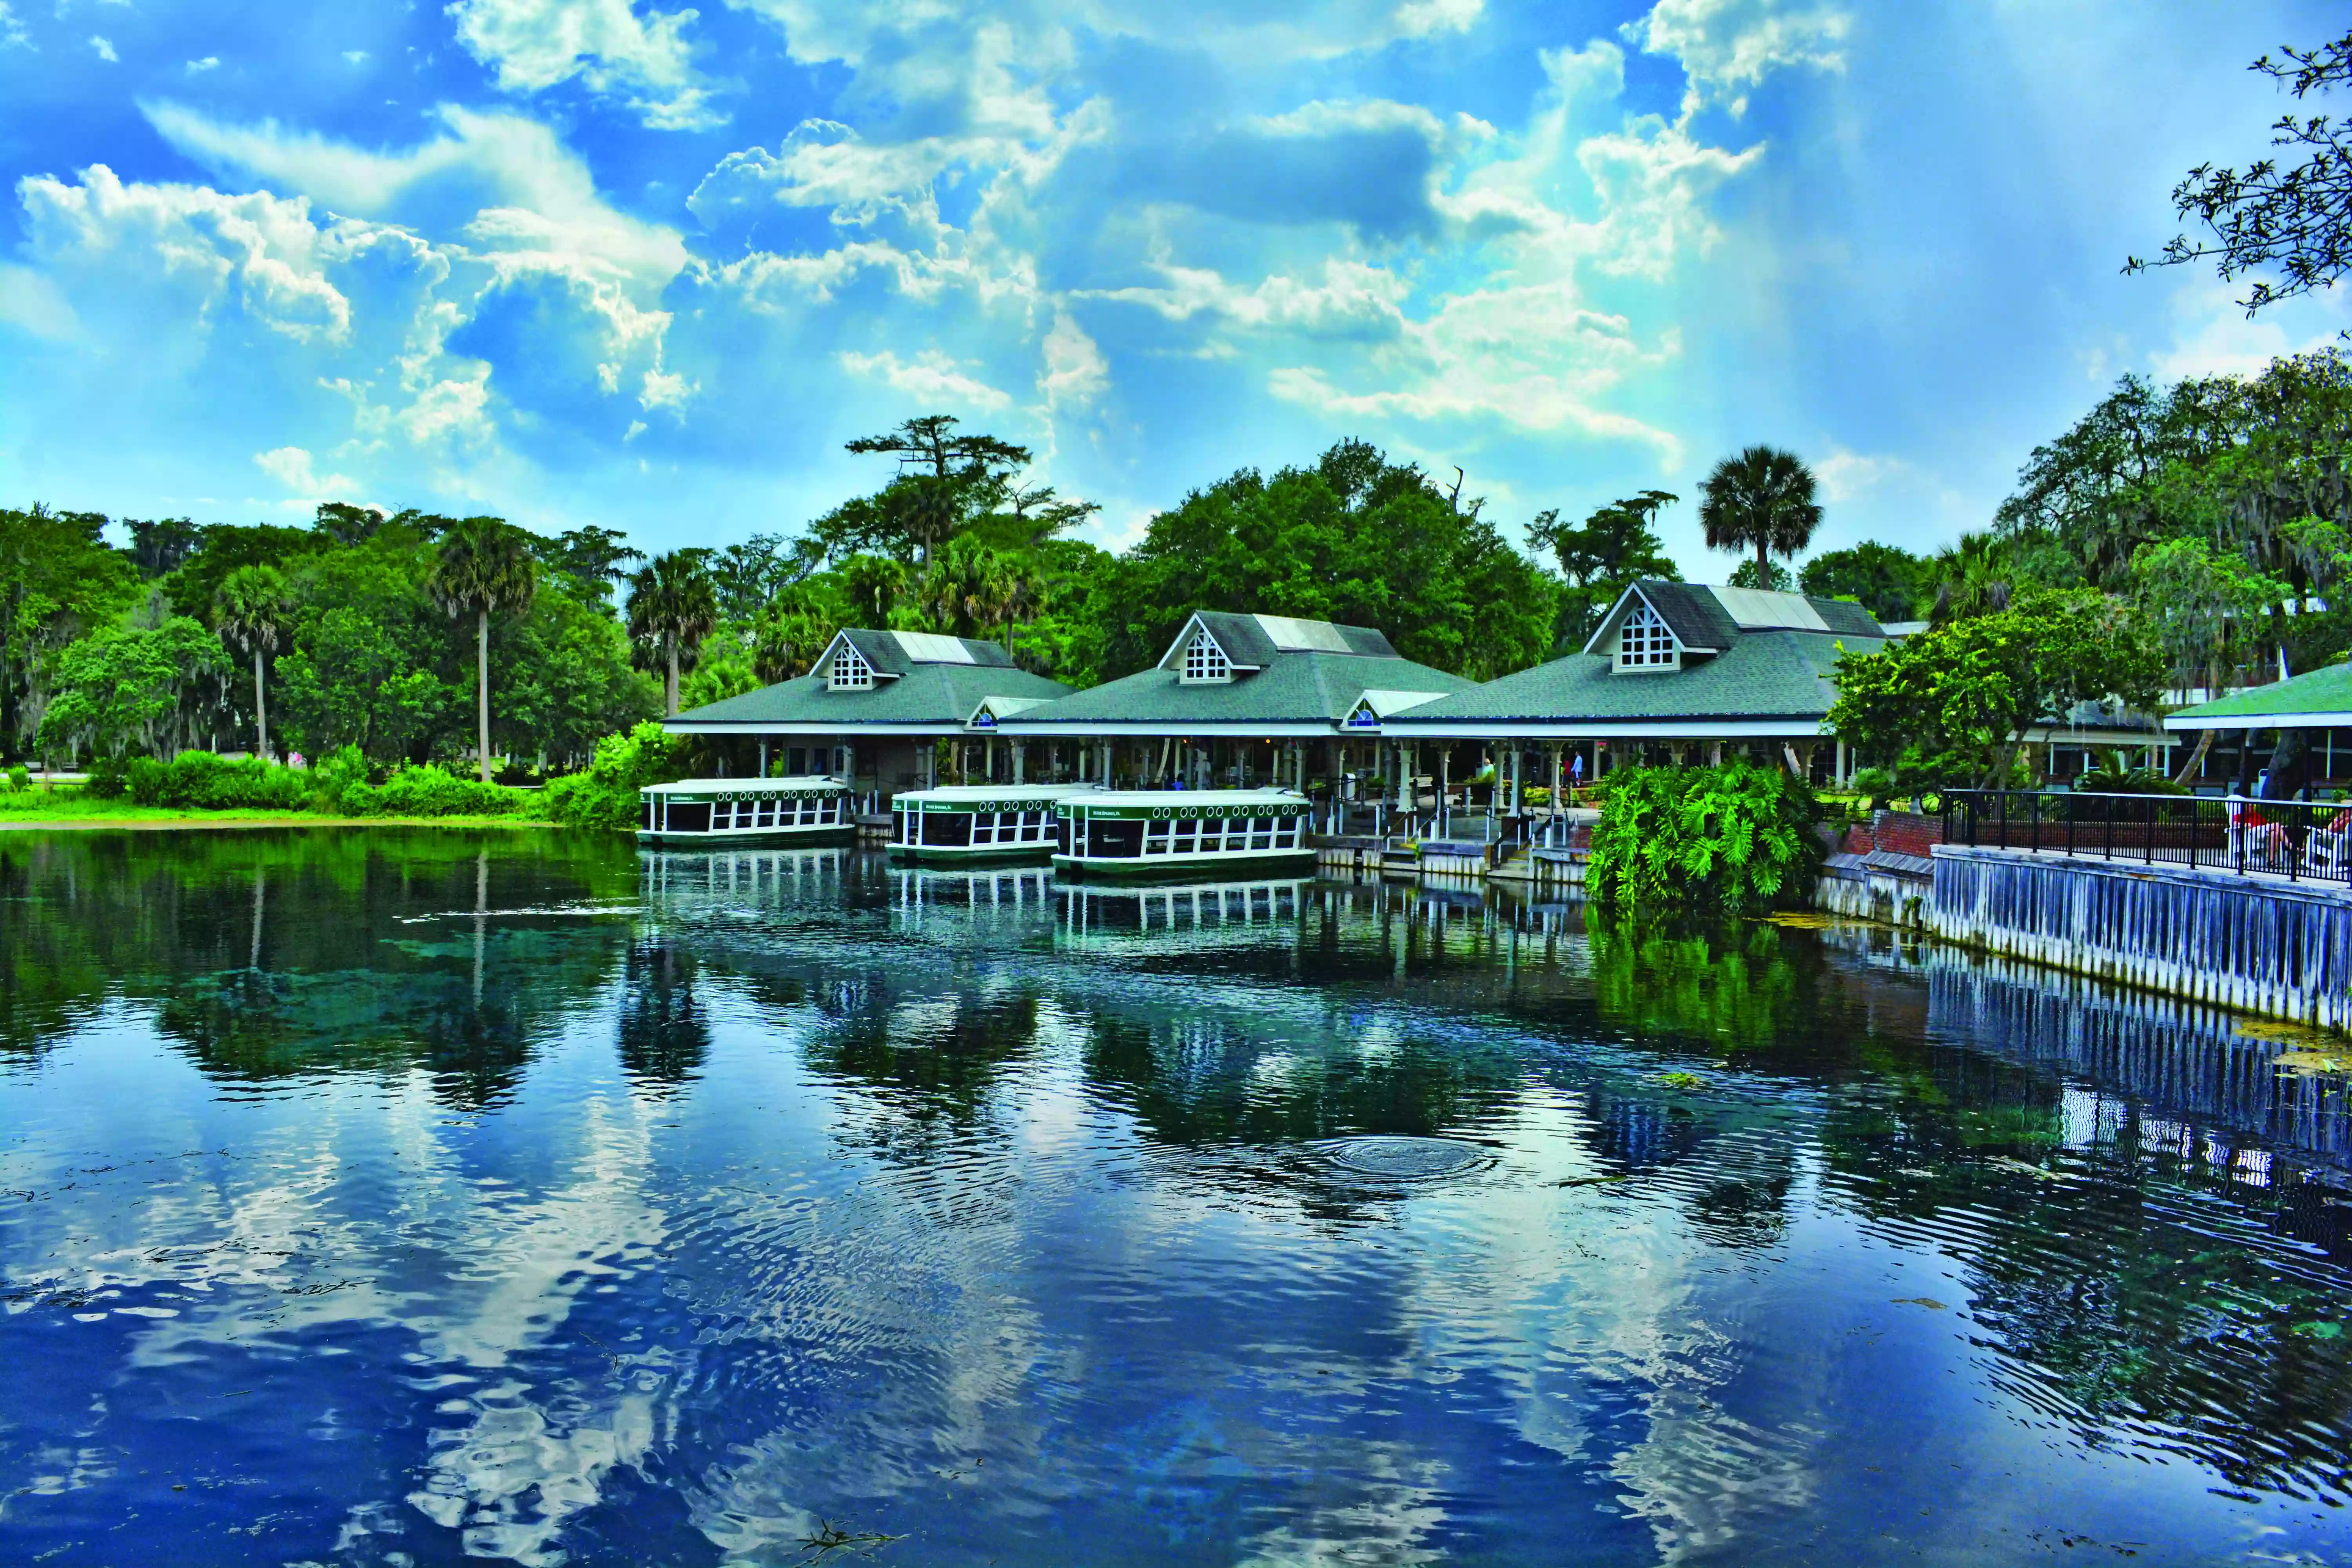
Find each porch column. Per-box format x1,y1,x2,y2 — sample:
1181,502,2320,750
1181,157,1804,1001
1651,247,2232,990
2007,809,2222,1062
1013,742,1025,784
985,736,997,782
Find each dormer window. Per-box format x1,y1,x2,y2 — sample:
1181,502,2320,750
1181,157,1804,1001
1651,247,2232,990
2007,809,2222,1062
1182,630,1232,683
828,641,874,690
1617,603,1677,669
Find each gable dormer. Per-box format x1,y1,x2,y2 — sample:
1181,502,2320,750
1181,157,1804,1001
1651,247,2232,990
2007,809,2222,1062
1181,627,1233,684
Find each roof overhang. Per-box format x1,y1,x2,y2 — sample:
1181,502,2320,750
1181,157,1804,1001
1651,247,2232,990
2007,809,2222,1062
662,720,959,736
1372,717,1833,740
2164,709,2352,731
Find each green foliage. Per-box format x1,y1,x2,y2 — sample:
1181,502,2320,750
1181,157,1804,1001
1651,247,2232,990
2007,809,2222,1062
38,618,231,766
2072,750,2188,795
543,721,687,832
626,549,719,714
0,503,142,757
305,745,372,814
1587,763,1822,915
125,751,310,811
1847,765,1896,811
1074,438,1559,684
4,764,27,793
338,764,531,818
1727,558,1793,591
1800,542,1931,624
1527,490,1680,652
1699,446,1821,579
1828,590,2164,791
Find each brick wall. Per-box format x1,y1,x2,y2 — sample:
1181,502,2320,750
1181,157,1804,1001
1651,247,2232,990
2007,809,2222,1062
1871,810,1944,858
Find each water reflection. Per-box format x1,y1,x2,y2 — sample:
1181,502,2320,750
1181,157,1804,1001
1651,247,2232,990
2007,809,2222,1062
4,836,2352,1563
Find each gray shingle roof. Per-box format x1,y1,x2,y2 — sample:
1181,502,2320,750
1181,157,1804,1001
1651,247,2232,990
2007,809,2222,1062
1180,611,1399,667
837,628,1014,674
1637,583,1740,650
1010,649,1474,729
671,661,1069,729
1391,629,1884,725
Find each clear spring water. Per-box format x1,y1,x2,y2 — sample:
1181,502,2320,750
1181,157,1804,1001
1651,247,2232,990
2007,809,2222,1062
5,829,2352,1565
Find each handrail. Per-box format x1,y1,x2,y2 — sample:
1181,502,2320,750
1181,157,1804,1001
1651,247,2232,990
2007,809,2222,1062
1937,789,2352,886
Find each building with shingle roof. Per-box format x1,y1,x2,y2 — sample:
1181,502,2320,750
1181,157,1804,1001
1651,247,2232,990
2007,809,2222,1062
664,629,1071,795
997,610,1478,791
1376,582,1887,800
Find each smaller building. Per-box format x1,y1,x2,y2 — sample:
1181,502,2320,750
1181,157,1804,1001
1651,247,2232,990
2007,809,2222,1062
2165,662,2352,792
664,629,1072,800
1379,582,1887,801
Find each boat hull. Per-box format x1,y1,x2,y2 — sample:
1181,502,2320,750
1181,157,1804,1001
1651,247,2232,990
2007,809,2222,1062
637,826,858,848
887,842,1055,866
1051,849,1318,883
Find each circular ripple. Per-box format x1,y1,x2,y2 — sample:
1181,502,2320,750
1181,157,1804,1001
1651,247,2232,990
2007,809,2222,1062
1323,1135,1486,1180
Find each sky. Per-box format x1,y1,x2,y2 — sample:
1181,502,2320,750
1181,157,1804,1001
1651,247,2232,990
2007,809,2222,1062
1,0,2348,574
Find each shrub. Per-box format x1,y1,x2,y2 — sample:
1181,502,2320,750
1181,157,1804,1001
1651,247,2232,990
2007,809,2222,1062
336,764,531,818
3,765,26,793
1588,763,1821,916
1847,765,1896,813
304,746,372,815
125,751,310,811
544,721,686,833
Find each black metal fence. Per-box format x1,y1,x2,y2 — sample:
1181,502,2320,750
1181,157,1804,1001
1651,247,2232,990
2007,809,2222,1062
1938,789,2352,886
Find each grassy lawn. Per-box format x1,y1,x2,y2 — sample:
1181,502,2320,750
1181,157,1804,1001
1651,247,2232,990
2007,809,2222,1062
0,787,553,831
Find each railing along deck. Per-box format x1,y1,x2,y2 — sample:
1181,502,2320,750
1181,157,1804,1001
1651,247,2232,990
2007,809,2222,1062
1939,789,2352,887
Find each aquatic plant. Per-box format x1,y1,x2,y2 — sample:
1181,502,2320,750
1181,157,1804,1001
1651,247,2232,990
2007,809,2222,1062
1587,762,1821,915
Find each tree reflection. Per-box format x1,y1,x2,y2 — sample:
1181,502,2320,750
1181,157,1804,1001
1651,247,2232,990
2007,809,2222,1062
0,828,637,1104
617,940,711,1092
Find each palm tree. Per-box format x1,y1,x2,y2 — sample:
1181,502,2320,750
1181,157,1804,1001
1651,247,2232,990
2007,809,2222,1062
212,564,290,761
626,550,719,716
1927,532,2016,624
916,537,1010,640
1699,446,1822,583
428,516,537,782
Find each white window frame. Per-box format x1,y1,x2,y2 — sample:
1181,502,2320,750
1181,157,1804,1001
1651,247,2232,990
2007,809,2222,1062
1182,630,1232,684
829,641,875,690
1616,602,1678,670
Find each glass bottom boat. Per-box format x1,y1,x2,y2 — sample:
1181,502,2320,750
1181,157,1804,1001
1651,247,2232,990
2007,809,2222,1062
637,777,856,846
887,784,1102,864
1052,789,1316,882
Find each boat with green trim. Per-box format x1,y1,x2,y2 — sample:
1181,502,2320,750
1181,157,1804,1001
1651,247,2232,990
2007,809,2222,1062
1051,789,1315,881
888,784,1101,864
637,776,855,846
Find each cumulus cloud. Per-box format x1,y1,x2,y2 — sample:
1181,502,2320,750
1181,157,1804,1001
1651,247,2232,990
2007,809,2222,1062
185,55,219,73
1037,309,1107,412
839,348,1011,410
90,34,116,61
254,445,357,496
1622,0,1850,118
0,4,27,50
448,0,724,131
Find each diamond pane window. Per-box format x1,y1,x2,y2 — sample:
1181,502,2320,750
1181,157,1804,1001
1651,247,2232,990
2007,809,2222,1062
1183,632,1230,682
829,641,874,690
1618,603,1676,668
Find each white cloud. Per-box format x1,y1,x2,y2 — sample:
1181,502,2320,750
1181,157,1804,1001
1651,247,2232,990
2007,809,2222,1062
1622,0,1849,118
344,49,369,65
185,56,219,73
0,4,27,50
448,0,724,130
17,163,355,342
0,262,77,339
1037,309,1106,412
838,348,1010,410
1813,448,1903,503
89,34,115,61
1392,0,1482,38
2147,279,2352,382
254,445,358,496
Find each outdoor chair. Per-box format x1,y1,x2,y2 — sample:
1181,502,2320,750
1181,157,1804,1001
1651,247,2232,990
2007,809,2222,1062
2229,798,2296,871
2307,810,2352,877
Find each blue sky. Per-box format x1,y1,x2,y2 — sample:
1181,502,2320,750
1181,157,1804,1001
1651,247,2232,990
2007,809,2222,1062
1,0,2347,574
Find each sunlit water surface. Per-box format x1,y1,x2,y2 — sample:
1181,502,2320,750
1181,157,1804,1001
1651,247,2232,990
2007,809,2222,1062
5,830,2352,1565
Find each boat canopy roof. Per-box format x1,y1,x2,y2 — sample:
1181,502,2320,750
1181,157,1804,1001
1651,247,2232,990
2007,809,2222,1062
895,784,1100,808
1062,789,1310,813
639,775,846,797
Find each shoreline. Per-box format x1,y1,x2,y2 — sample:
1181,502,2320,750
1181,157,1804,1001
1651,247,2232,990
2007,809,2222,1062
0,813,562,833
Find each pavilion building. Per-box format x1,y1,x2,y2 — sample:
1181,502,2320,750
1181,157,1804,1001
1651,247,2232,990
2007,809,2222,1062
996,611,1479,800
1374,582,1889,808
663,629,1071,797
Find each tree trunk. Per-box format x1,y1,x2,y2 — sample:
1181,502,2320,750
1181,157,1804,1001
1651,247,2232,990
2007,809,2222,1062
2171,729,2214,787
476,608,492,784
666,638,680,717
1757,538,1769,581
252,645,268,763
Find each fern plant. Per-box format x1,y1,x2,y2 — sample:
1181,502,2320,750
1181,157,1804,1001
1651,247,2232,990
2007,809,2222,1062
1588,763,1822,915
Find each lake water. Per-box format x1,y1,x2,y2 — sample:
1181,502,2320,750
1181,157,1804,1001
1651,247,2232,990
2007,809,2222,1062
5,830,2352,1566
